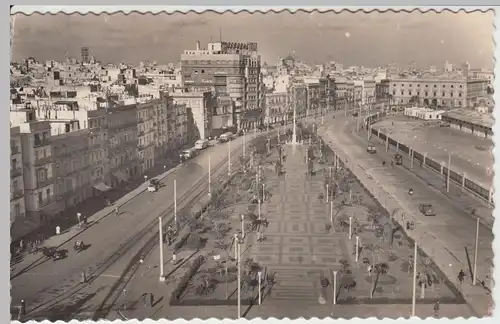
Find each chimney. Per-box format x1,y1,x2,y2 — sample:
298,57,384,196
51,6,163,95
196,41,201,51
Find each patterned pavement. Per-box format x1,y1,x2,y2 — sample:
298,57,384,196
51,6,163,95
248,145,349,304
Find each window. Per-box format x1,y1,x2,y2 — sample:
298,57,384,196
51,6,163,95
433,85,437,88
451,85,454,88
433,92,436,97
425,92,428,97
425,85,428,88
417,84,420,87
46,188,51,197
38,192,43,205
14,203,20,217
459,92,462,97
450,92,454,97
442,92,445,96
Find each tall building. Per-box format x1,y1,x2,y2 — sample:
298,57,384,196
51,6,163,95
81,47,90,64
180,40,262,130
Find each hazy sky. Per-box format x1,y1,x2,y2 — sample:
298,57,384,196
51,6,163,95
11,10,494,69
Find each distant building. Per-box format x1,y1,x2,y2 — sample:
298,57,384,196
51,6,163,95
387,75,489,109
170,91,214,140
81,47,90,64
181,40,263,130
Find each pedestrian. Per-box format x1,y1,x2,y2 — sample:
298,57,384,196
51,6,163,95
115,206,119,217
410,221,415,230
55,226,61,235
367,264,373,277
19,239,23,251
433,301,440,317
81,271,87,284
20,299,26,317
458,269,466,290
406,221,411,231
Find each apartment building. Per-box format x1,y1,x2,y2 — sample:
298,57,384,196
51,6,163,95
154,93,170,158
166,100,189,150
170,91,214,140
52,129,93,210
265,90,288,125
10,126,25,225
19,121,57,225
137,100,156,173
107,100,139,186
181,40,262,130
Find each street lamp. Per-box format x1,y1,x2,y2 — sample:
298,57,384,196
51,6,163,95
332,270,338,305
208,155,211,196
158,216,165,282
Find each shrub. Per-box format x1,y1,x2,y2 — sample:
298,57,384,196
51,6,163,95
173,233,190,252
172,255,206,301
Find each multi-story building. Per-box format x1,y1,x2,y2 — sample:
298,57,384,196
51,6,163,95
170,90,214,140
181,40,262,130
10,126,25,226
137,100,156,173
154,93,170,158
87,109,110,191
211,94,235,134
166,99,189,151
288,82,308,118
19,121,57,225
52,129,93,211
387,76,489,109
265,90,288,125
107,100,139,186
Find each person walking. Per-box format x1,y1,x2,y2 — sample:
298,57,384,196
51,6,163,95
458,269,466,290
433,301,440,318
115,206,119,217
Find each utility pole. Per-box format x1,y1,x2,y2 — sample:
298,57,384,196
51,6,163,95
412,242,418,317
447,152,451,193
159,217,165,281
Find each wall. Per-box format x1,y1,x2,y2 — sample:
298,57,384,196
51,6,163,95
364,112,493,205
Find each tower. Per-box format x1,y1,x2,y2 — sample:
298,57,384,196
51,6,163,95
81,47,90,63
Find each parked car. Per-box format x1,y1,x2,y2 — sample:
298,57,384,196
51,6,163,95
218,132,234,143
367,144,377,154
180,148,197,161
194,139,209,150
148,179,161,192
418,203,436,216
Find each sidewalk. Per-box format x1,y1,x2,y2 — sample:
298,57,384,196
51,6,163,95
319,123,493,317
10,161,181,277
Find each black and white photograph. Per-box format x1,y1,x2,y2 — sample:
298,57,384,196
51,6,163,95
9,8,495,321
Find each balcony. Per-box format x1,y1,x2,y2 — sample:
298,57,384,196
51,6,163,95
11,189,24,200
11,146,20,155
34,156,52,166
10,167,22,178
34,138,50,148
37,177,54,189
38,195,56,207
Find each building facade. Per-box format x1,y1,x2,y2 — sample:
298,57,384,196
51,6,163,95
52,129,93,212
10,126,25,226
387,77,489,109
19,121,57,225
170,91,213,140
181,41,262,130
137,101,156,173
107,101,139,186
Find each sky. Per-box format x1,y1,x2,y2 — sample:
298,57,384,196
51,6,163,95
11,10,495,69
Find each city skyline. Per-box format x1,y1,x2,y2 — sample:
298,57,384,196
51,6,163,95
11,10,494,69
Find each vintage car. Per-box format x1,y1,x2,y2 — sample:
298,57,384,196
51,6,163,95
418,203,436,216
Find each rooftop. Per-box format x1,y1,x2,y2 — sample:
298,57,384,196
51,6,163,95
443,108,494,129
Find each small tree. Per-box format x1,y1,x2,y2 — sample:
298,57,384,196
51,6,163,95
364,243,384,298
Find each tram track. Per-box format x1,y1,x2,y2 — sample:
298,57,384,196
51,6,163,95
24,137,257,321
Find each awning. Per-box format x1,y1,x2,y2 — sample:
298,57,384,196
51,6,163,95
93,182,112,193
112,170,128,182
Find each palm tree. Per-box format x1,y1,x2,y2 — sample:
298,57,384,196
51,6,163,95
372,262,389,298
418,258,437,298
364,243,384,298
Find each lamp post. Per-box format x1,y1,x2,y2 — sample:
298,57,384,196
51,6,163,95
333,270,338,305
159,217,165,282
412,242,418,317
174,179,177,229
208,155,211,195
228,139,232,176
258,271,262,305
355,235,359,263
473,217,479,285
349,216,352,240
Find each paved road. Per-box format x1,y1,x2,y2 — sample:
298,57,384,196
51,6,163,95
319,117,494,317
11,135,252,319
373,117,493,188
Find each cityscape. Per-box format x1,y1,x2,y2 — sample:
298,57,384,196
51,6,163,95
10,9,495,321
